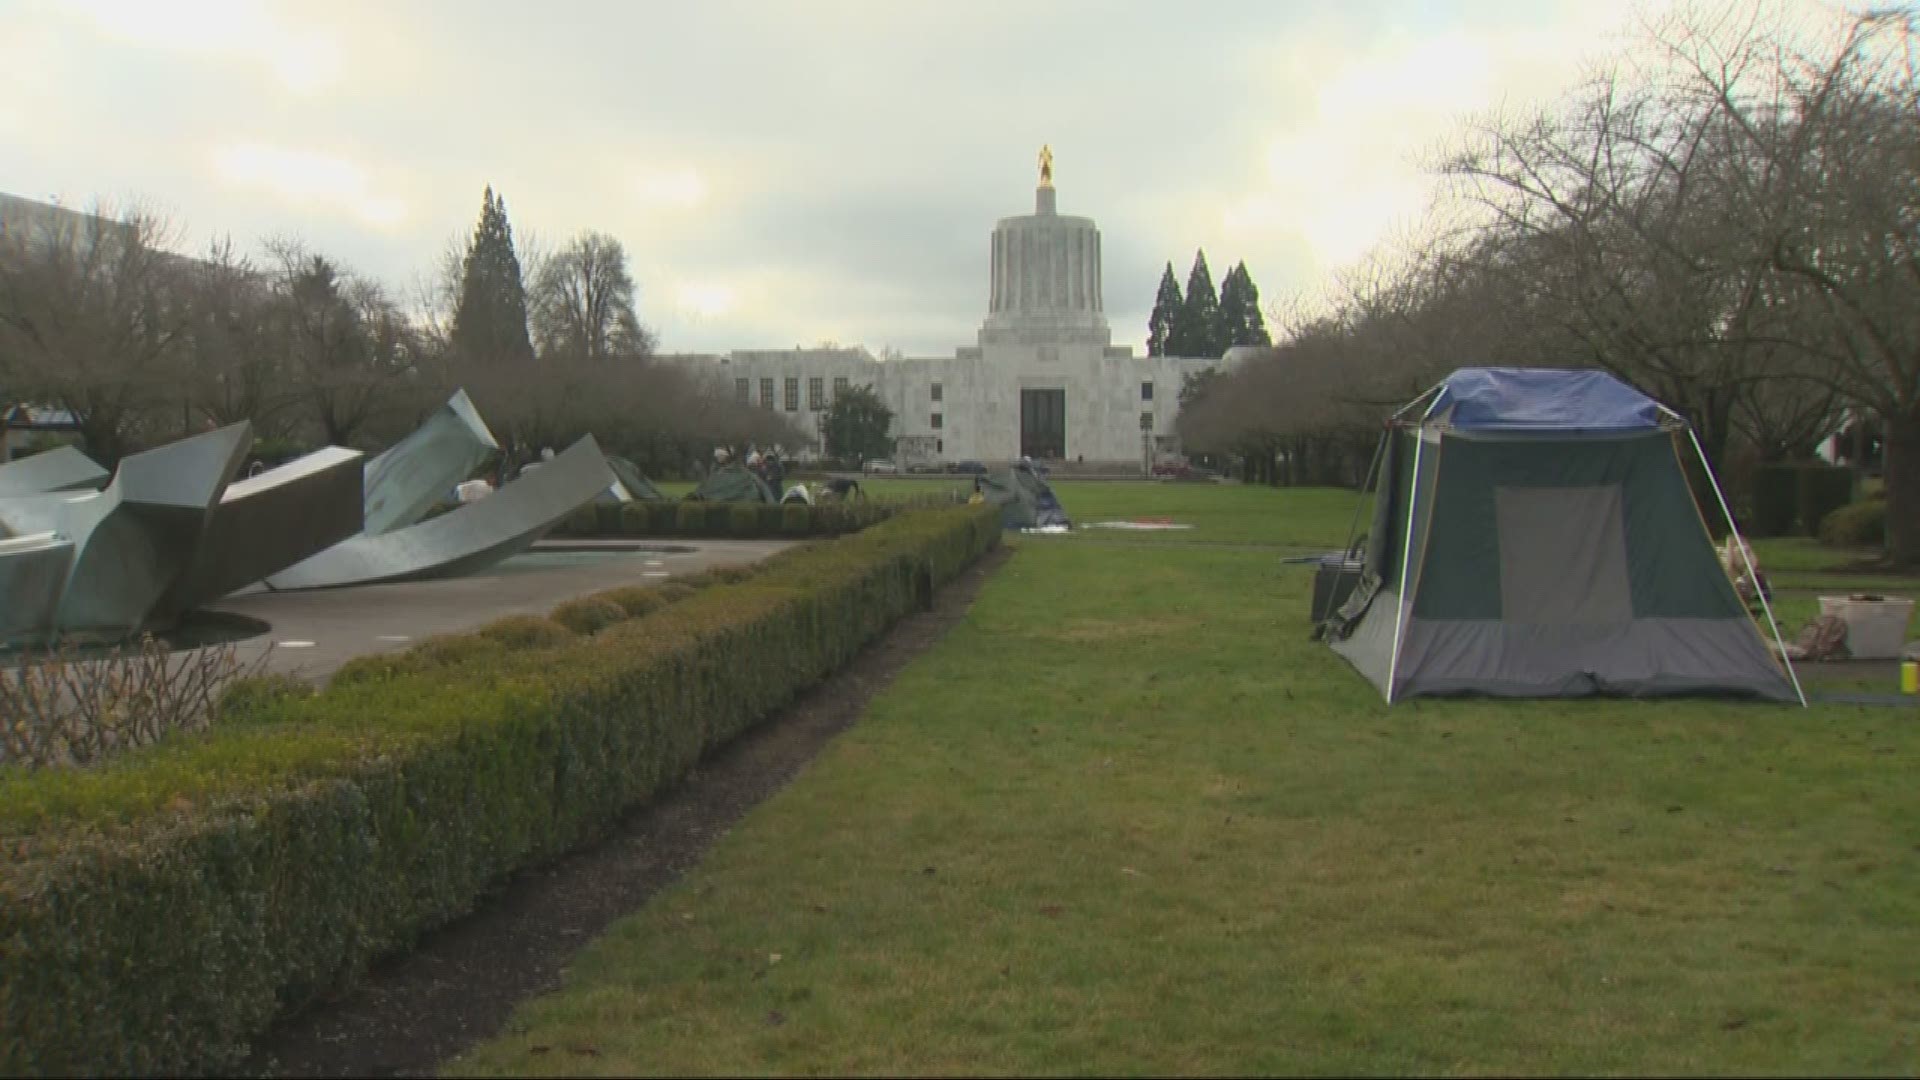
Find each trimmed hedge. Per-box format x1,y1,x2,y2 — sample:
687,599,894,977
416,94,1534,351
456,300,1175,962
1749,463,1855,537
554,498,902,540
0,503,1002,1075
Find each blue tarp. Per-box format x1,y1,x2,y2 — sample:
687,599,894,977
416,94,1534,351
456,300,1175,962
1429,367,1665,432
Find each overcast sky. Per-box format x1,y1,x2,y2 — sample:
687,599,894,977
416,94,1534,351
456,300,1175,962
2,0,1663,357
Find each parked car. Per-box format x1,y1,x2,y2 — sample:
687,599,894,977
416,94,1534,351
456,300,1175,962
906,461,941,474
862,458,898,474
949,460,987,475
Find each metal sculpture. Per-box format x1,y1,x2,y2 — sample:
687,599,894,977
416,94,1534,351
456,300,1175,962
148,446,365,622
0,423,252,642
0,446,108,496
265,435,616,591
361,389,499,536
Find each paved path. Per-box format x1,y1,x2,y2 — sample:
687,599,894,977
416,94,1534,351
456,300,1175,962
210,539,793,683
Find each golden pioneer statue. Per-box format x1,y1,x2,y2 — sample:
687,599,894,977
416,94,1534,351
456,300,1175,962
1039,144,1054,187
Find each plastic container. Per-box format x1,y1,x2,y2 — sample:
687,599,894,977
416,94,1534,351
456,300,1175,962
1818,595,1915,660
1312,555,1364,623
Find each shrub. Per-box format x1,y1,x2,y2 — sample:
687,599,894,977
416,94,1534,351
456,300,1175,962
214,673,314,719
647,501,680,535
782,503,814,536
593,502,623,534
550,596,629,636
406,632,511,671
474,614,575,650
674,501,706,533
593,585,669,618
1819,498,1885,547
654,581,698,603
0,503,1001,1074
756,504,785,534
618,502,652,534
1797,465,1854,537
554,504,599,537
729,504,762,538
709,564,756,585
329,653,416,688
1748,465,1800,537
704,502,734,533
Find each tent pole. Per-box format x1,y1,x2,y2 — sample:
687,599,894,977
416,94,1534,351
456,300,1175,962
1686,427,1807,707
1391,380,1448,422
1385,429,1425,704
1339,431,1388,559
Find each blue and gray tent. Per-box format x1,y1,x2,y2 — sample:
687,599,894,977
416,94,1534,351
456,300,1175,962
1319,367,1803,704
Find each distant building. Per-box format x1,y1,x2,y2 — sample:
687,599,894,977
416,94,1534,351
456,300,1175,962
663,156,1222,469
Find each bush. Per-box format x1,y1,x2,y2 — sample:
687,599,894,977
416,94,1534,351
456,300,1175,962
647,501,680,535
1797,466,1854,537
618,502,652,534
554,504,599,538
213,673,314,719
1749,465,1799,538
407,632,512,671
0,503,1001,1074
756,504,785,534
1819,498,1885,547
654,581,698,604
729,505,762,538
674,501,706,533
475,614,575,650
549,596,628,636
594,585,670,618
782,504,814,536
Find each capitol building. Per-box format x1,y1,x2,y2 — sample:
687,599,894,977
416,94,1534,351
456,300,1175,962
667,154,1224,469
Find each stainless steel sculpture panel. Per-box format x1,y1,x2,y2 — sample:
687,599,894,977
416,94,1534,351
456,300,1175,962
266,434,616,591
0,423,253,641
149,446,365,621
0,533,75,643
361,389,499,536
0,447,108,496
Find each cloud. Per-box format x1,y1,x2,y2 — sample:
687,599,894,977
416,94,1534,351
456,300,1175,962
210,143,406,228
50,0,344,92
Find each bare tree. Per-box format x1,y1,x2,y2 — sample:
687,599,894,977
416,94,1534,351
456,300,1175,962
0,204,187,464
529,231,655,362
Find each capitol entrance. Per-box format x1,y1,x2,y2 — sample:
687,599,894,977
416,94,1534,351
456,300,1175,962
1020,388,1065,460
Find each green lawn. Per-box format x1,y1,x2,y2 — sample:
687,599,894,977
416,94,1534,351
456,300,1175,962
451,484,1920,1076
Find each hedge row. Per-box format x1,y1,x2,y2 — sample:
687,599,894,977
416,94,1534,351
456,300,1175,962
550,499,899,540
1747,463,1855,538
1818,497,1885,547
0,503,1002,1076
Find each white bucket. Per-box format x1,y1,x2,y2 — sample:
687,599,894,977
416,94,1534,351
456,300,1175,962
1818,596,1915,660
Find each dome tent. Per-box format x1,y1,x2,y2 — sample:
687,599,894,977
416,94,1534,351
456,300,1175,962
1319,367,1802,704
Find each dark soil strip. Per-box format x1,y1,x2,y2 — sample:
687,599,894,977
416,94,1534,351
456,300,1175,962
247,544,1013,1078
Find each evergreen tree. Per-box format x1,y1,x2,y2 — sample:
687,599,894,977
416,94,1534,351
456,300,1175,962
450,186,534,366
1169,249,1222,357
1216,262,1273,349
821,384,895,466
1146,262,1183,356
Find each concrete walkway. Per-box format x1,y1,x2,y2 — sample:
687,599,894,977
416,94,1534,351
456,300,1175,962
210,539,794,683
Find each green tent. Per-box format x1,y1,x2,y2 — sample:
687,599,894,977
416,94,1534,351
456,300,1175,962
604,455,666,502
975,463,1070,530
1320,367,1801,704
687,463,776,504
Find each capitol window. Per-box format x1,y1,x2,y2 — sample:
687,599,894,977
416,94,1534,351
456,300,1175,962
931,412,944,429
760,378,774,410
808,377,824,410
931,382,943,402
784,377,799,412
1141,381,1154,401
735,378,749,405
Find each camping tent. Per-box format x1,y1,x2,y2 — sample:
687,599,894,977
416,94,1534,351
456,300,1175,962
976,462,1071,530
687,463,777,504
1320,367,1802,704
601,455,666,503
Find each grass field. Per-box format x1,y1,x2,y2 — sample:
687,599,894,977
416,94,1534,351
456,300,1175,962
451,482,1920,1076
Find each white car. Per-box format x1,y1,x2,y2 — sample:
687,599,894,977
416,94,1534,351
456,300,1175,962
862,458,899,474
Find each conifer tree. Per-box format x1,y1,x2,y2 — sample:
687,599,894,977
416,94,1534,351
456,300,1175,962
1216,262,1273,349
1170,249,1221,357
450,186,534,366
1146,262,1183,356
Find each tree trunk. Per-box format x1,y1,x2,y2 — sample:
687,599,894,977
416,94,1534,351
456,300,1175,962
1882,412,1920,565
